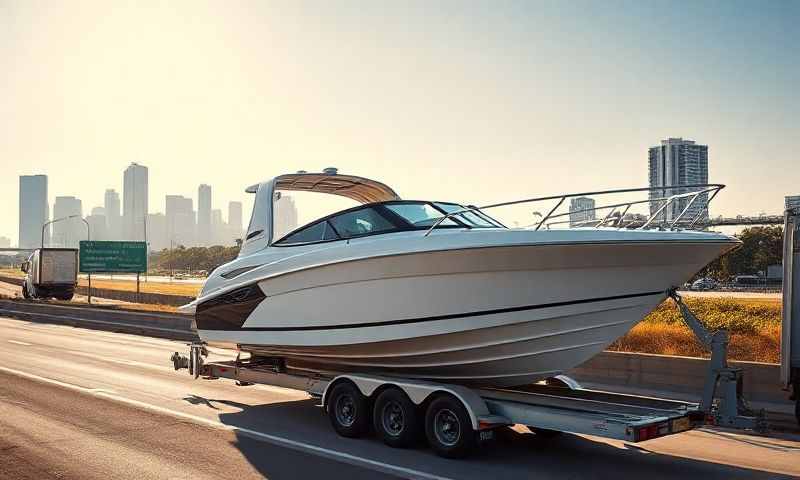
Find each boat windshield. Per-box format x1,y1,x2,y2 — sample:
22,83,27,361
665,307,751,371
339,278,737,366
433,202,504,228
273,201,504,246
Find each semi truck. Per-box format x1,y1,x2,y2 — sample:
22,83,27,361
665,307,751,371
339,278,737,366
21,248,78,301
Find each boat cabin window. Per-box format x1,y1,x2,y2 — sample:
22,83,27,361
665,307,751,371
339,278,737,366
384,203,459,227
278,220,340,244
434,202,500,228
328,207,397,238
273,201,504,246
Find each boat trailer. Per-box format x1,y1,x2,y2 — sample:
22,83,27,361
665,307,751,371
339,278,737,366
170,287,772,458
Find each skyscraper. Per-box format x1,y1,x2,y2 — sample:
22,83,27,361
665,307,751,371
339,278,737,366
569,197,596,227
104,189,121,240
166,195,195,247
648,138,709,224
228,201,243,236
146,213,168,251
787,195,800,212
18,175,49,249
211,208,224,245
85,209,107,241
123,163,148,241
52,196,83,248
273,194,298,240
197,184,211,245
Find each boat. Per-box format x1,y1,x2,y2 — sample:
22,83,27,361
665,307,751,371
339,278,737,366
180,169,739,387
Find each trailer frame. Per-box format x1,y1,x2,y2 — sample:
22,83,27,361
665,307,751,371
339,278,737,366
172,344,702,457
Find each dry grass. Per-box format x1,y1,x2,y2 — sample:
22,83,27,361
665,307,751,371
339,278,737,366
78,278,200,296
609,297,782,363
0,268,24,278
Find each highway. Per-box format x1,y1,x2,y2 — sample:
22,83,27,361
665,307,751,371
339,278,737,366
0,317,798,479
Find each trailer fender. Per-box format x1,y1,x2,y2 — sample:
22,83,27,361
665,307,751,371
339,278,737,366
322,374,492,430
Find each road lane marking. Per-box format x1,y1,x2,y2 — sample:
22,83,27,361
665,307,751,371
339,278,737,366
7,340,33,346
0,365,452,480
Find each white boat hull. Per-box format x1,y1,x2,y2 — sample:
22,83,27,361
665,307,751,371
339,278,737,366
196,236,734,387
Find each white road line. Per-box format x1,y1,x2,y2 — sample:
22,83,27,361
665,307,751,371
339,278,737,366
0,365,452,480
7,340,33,346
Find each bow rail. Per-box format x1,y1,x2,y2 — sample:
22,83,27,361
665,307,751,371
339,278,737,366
424,184,725,236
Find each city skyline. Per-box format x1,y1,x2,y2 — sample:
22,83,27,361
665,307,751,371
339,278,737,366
15,162,246,249
1,1,798,243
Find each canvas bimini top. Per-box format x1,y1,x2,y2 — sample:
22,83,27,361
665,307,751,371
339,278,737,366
246,169,400,203
240,169,401,256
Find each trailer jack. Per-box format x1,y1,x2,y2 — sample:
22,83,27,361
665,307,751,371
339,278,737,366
668,289,767,431
171,342,208,379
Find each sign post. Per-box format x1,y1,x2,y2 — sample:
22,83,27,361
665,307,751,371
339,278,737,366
79,241,148,303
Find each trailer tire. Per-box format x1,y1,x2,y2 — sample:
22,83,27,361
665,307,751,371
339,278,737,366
56,293,74,301
424,394,476,458
328,382,370,438
373,387,421,448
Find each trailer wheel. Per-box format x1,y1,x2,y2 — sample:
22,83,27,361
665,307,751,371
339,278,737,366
57,293,74,301
373,387,421,448
328,382,370,438
425,394,476,458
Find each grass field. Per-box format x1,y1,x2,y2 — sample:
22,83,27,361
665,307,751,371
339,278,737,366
0,268,24,278
77,278,201,296
609,297,782,363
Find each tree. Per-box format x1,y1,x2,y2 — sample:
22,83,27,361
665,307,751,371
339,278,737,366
699,226,783,281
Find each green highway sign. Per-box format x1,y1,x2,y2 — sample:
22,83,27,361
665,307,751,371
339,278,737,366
79,241,147,273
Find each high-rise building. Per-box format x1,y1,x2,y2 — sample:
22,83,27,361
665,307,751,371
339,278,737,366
85,212,107,241
19,175,49,249
146,213,168,251
569,197,596,227
210,208,226,245
104,189,121,240
123,163,148,241
228,201,243,239
648,138,709,224
197,184,212,245
166,195,195,247
786,195,800,212
273,194,298,240
52,196,83,248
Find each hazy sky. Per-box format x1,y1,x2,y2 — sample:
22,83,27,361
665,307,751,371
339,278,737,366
1,0,797,244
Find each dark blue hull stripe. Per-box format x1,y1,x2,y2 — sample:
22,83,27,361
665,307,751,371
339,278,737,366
229,290,665,332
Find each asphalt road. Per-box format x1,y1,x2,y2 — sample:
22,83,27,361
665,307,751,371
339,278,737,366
0,317,798,479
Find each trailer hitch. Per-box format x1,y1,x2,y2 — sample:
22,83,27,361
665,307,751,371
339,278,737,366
667,288,767,431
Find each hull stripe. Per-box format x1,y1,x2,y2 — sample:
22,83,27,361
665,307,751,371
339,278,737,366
234,290,664,332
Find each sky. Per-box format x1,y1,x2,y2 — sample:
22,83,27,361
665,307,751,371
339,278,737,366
1,0,798,244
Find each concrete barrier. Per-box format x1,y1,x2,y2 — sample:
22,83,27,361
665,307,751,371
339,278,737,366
569,350,788,406
0,299,196,341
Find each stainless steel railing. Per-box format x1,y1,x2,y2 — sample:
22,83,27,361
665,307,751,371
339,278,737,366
424,184,725,236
